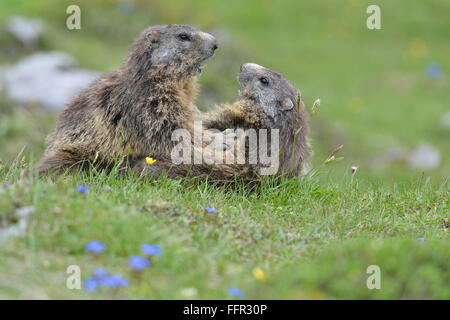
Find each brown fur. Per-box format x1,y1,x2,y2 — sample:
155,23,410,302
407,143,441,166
133,63,311,184
35,24,217,175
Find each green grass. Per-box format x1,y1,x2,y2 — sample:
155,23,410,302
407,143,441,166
0,163,448,299
0,0,449,299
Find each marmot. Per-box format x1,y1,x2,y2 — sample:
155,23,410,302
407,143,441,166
204,63,310,176
35,24,218,175
133,63,310,182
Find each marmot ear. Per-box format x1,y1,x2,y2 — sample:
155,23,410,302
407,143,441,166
146,31,158,44
279,98,294,111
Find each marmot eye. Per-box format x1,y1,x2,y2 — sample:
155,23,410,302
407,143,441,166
259,77,269,85
178,33,191,41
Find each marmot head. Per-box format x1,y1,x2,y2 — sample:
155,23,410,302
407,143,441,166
238,63,310,175
238,63,299,128
125,24,218,79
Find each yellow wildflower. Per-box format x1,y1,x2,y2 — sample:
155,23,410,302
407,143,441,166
146,157,156,165
252,267,267,282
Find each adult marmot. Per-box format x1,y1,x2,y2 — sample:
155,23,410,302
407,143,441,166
35,24,218,175
134,63,310,182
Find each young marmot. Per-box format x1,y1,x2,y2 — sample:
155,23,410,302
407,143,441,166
36,24,218,175
204,63,310,177
134,63,310,182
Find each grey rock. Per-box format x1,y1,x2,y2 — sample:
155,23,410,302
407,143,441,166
0,205,35,240
407,143,441,170
5,16,44,48
3,51,100,110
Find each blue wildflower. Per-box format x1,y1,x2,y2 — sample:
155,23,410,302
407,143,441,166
205,206,218,214
84,278,99,292
77,185,89,194
129,256,151,271
93,268,109,279
101,274,129,288
417,237,427,243
426,62,443,79
228,287,245,298
141,244,162,257
2,182,9,187
85,241,106,254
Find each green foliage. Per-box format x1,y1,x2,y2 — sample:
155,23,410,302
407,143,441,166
0,162,448,299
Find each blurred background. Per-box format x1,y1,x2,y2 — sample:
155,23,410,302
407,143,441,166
0,0,448,183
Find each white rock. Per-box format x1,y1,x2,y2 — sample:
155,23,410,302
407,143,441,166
3,51,100,110
0,206,34,240
5,16,44,47
15,205,36,218
407,143,441,170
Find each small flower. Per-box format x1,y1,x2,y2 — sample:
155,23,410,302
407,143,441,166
2,182,9,188
311,98,321,114
129,255,151,271
324,145,344,165
351,166,358,174
205,206,218,214
252,267,267,282
141,244,162,257
93,268,109,279
85,241,106,254
417,237,427,242
100,274,129,288
84,278,99,292
77,185,89,194
146,157,157,165
228,287,246,298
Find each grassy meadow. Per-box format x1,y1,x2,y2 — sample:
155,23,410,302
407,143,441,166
0,0,448,299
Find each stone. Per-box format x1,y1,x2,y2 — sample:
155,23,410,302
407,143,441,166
407,143,441,170
5,16,44,48
2,51,100,110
